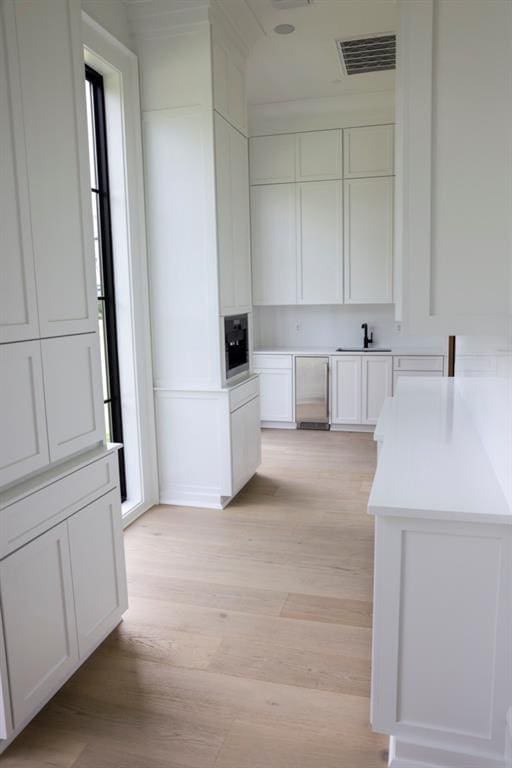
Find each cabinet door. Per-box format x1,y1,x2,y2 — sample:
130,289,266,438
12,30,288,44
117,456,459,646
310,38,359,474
10,0,96,336
230,396,261,495
0,341,49,488
344,177,393,304
216,112,251,315
298,181,343,304
215,112,235,312
330,356,362,425
251,184,297,305
230,128,252,311
68,489,128,658
0,2,38,343
41,333,104,462
254,369,294,422
296,130,342,181
0,522,78,728
362,356,392,425
249,135,296,184
393,369,442,393
344,125,394,178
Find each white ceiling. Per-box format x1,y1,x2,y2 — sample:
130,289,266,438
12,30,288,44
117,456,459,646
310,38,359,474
229,0,397,106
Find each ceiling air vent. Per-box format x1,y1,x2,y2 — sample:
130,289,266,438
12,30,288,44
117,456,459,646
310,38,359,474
271,0,313,9
336,34,396,75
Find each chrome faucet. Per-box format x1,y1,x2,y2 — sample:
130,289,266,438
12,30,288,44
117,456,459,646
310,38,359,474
361,323,373,349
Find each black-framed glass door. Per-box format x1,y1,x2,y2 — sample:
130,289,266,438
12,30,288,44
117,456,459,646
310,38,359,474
85,64,127,501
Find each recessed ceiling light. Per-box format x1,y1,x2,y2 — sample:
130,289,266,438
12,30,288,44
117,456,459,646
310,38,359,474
274,24,295,35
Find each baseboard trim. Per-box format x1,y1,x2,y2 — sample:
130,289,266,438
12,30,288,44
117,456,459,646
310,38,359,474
261,421,297,429
389,737,506,768
331,424,374,433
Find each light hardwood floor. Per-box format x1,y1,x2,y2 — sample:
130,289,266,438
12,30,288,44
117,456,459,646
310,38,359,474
2,429,388,767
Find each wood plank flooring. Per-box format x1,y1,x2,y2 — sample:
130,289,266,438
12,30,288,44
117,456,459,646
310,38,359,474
2,428,388,767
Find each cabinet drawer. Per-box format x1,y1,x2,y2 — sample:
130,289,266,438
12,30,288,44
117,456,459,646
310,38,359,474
229,376,260,412
393,355,444,372
253,354,293,370
0,454,118,558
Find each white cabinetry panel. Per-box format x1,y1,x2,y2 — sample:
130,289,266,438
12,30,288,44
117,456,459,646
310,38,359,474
254,369,294,422
212,36,247,136
251,184,297,306
330,356,362,425
397,0,512,334
68,489,128,658
296,130,342,181
11,0,96,336
215,112,251,314
41,334,104,462
298,181,343,304
344,177,393,304
230,396,261,495
0,522,78,728
0,2,38,343
344,125,394,178
362,356,392,425
0,341,49,487
249,134,295,184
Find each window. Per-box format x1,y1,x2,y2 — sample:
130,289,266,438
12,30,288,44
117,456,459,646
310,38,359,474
85,65,127,501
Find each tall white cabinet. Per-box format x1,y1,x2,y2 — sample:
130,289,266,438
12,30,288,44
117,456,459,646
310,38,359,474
136,5,260,509
249,125,394,307
0,0,127,751
396,0,512,335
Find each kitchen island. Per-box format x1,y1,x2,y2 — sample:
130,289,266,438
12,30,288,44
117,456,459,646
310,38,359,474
370,377,512,768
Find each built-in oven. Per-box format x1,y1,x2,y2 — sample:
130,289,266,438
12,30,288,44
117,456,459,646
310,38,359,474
224,314,249,380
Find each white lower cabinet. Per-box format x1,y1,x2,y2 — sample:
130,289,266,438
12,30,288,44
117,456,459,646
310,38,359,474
68,490,128,658
330,356,362,425
0,521,78,729
0,449,127,748
255,370,294,422
362,356,393,425
230,396,261,495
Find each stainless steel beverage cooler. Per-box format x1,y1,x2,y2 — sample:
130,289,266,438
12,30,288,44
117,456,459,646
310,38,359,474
295,356,330,430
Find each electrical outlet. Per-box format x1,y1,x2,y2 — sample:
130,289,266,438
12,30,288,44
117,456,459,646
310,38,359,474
395,321,402,334
295,322,302,333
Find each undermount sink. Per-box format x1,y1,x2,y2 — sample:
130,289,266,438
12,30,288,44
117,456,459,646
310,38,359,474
335,347,391,353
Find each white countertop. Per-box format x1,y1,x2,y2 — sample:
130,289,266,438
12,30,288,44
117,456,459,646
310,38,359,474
254,347,446,356
369,378,511,524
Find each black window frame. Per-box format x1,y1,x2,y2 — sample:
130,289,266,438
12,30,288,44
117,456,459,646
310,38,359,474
85,64,127,502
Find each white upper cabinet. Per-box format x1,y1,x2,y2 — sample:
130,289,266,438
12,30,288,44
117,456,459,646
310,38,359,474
0,341,49,488
298,181,343,305
212,28,247,136
361,356,392,425
296,130,342,182
250,130,343,185
8,0,96,337
0,521,79,728
397,0,511,334
251,184,297,306
330,356,362,425
215,112,251,315
249,134,296,185
0,3,38,343
41,333,104,462
344,177,393,304
344,125,394,178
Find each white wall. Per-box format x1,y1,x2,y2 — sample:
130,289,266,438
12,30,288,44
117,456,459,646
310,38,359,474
254,304,445,351
81,1,133,51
